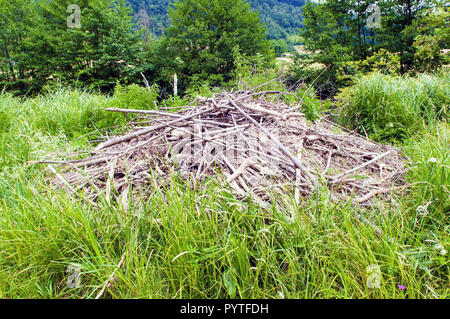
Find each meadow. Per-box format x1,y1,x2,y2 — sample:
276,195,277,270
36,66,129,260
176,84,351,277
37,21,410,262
0,71,448,298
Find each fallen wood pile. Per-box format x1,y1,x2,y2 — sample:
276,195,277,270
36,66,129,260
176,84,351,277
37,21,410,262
31,89,408,206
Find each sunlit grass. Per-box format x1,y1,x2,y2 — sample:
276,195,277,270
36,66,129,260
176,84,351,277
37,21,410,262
0,84,448,299
338,70,449,142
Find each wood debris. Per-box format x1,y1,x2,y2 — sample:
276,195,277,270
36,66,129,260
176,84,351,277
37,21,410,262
31,89,408,206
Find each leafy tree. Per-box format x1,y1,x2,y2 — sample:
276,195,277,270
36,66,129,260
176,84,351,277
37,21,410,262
271,39,290,56
7,0,145,93
293,0,356,97
161,0,271,87
300,0,352,69
376,0,431,73
404,6,450,72
294,0,445,96
0,0,37,92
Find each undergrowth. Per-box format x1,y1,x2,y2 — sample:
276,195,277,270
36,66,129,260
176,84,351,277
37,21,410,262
337,70,449,142
0,79,448,299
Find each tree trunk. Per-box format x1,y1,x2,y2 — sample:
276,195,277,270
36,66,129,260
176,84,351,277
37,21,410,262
2,36,16,82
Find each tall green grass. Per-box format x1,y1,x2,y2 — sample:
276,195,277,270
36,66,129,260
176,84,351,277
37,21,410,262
0,85,157,201
0,83,448,299
0,176,448,298
338,70,449,142
402,123,449,226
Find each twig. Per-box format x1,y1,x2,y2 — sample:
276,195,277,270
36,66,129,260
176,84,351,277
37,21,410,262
357,184,410,203
95,253,126,299
329,151,392,182
96,107,213,150
47,165,76,194
140,72,150,89
225,93,317,191
105,107,181,118
227,158,254,183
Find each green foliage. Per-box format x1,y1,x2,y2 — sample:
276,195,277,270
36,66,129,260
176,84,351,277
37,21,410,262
406,7,450,73
1,0,144,94
337,71,449,142
225,46,278,93
162,0,271,88
0,74,449,299
0,87,126,178
289,62,340,99
184,76,216,99
127,0,172,36
355,49,401,76
271,39,291,57
294,89,322,122
0,0,36,92
330,50,402,90
1,169,448,298
403,123,449,225
126,0,306,40
300,1,352,67
110,83,159,110
0,0,449,299
296,0,446,94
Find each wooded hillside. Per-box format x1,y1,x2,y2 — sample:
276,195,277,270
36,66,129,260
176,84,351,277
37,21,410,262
126,0,306,39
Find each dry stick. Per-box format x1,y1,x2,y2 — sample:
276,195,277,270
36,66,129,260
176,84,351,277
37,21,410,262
105,107,182,119
140,72,150,89
237,103,304,120
193,118,234,127
220,155,248,197
95,253,126,299
320,116,387,147
105,159,117,207
225,93,317,191
28,154,116,167
51,161,102,195
234,90,297,102
47,165,76,194
295,169,301,206
47,165,98,207
28,159,85,165
329,151,392,183
322,150,334,175
357,184,410,203
96,107,213,151
227,158,254,183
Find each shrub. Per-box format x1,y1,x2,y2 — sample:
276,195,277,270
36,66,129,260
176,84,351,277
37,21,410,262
356,49,401,76
337,71,449,142
110,83,160,110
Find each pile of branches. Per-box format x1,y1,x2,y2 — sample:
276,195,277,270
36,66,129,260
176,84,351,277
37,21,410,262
31,89,408,207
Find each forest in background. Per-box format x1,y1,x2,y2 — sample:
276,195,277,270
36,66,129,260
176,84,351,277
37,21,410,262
0,0,448,299
126,0,306,40
1,0,448,96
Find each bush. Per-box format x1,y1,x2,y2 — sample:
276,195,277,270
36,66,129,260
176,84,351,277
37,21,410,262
337,71,449,142
110,83,160,110
355,49,401,76
289,62,330,98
